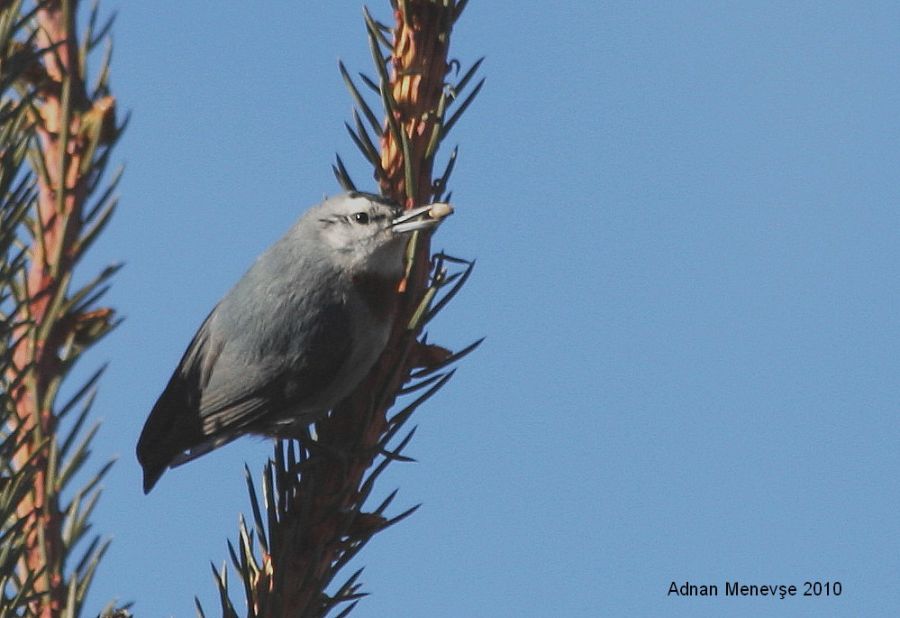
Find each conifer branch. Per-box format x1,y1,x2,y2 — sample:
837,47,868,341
0,1,124,615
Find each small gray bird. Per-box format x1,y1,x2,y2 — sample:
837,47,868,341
137,191,451,493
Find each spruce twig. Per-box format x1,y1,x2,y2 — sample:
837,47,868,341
0,1,125,616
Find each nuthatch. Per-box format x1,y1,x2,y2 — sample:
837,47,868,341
136,192,452,493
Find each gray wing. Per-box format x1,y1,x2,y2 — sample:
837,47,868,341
196,299,353,434
137,299,352,492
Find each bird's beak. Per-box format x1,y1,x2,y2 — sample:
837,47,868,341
391,202,454,234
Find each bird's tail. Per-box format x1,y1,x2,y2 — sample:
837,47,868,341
136,375,203,493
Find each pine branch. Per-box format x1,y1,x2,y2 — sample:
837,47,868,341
0,1,125,616
1,3,47,615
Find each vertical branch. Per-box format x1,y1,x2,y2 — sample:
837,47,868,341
0,0,42,613
3,1,122,616
10,4,89,613
287,4,458,614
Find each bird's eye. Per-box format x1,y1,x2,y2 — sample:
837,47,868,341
353,212,370,224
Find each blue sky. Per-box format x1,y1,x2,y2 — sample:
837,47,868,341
68,2,900,616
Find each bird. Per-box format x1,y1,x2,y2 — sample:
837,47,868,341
136,191,452,493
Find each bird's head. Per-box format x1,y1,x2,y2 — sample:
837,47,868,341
313,192,452,278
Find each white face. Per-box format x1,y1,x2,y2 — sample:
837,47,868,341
317,194,408,278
